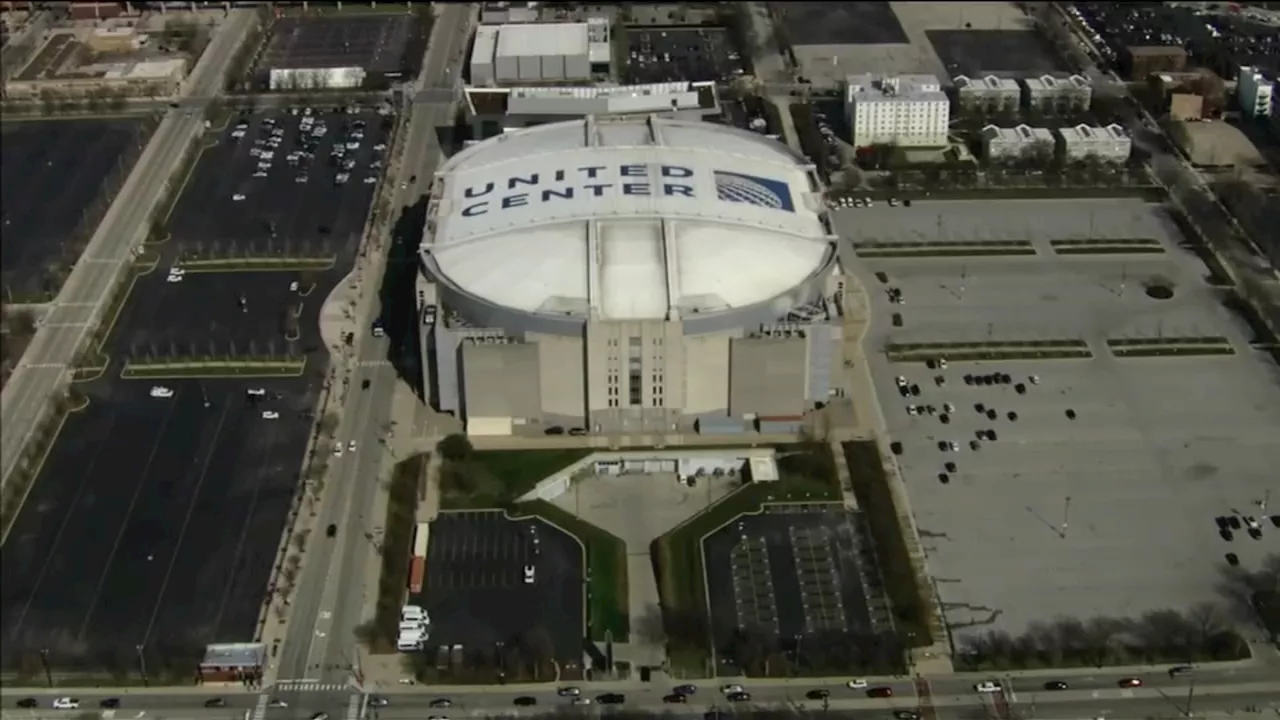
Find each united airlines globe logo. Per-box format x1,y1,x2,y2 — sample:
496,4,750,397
714,171,796,212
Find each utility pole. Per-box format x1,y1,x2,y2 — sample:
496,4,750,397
1060,496,1071,539
39,648,52,688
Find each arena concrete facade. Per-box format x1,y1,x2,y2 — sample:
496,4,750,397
419,116,844,437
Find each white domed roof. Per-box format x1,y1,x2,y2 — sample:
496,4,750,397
425,116,831,320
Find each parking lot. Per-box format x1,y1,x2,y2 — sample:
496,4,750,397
1071,2,1280,76
703,506,892,670
775,2,908,45
0,378,315,673
254,14,416,87
420,512,584,665
107,269,324,360
927,28,1067,76
844,199,1280,639
167,109,391,259
623,26,747,84
1,118,151,298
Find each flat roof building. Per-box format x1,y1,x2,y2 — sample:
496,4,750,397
469,20,610,85
844,74,949,149
463,81,720,137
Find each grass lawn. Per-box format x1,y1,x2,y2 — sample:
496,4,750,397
655,443,842,675
438,448,593,509
513,500,630,642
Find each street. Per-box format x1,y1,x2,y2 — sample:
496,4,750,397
0,10,257,489
268,1,475,700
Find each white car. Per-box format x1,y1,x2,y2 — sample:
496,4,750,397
846,679,868,690
572,698,592,706
720,684,745,695
52,698,79,710
232,193,246,201
523,564,536,584
247,388,266,397
267,700,288,709
895,376,908,387
262,411,279,420
334,443,343,457
166,273,184,283
150,386,174,399
1029,374,1041,385
975,681,1002,693
253,171,268,178
373,143,387,151
362,176,377,184
348,440,356,452
289,281,300,291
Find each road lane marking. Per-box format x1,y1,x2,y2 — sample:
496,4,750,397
252,694,268,720
345,694,361,720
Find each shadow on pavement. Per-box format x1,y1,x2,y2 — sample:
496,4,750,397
377,195,429,401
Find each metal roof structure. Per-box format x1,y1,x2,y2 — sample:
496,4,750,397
424,116,830,324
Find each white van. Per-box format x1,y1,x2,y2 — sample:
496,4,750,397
401,605,426,622
399,621,426,634
396,638,423,652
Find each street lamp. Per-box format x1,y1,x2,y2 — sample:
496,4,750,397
136,644,149,687
39,648,53,688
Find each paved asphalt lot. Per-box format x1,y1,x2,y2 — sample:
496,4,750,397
703,506,885,658
837,199,1280,640
168,110,391,258
420,512,584,666
108,269,324,359
925,29,1067,76
0,377,315,672
0,9,257,500
0,118,151,297
774,2,909,46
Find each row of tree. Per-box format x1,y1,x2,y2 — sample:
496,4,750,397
720,627,906,677
957,603,1250,670
403,626,563,684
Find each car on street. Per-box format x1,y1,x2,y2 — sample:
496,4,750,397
846,678,869,689
268,699,288,708
262,411,279,419
1118,677,1143,687
806,689,830,699
895,712,921,720
866,687,893,698
334,443,343,457
524,564,536,583
326,523,337,537
150,385,174,398
975,681,1002,693
1044,681,1069,691
664,694,687,704
348,440,356,452
16,699,37,709
1168,666,1194,677
311,713,328,720
514,697,536,706
727,692,751,702
557,687,580,697
205,699,226,708
721,684,745,695
572,698,592,706
52,698,79,710
597,693,625,705
428,699,451,708
100,699,120,709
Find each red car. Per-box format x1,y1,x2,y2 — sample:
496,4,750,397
866,687,894,698
1118,678,1143,688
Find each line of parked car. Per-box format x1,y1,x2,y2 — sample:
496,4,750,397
229,109,386,204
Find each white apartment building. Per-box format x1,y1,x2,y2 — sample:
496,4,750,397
954,74,1021,113
1238,65,1274,118
845,73,949,148
981,124,1055,161
1021,73,1093,112
1058,123,1131,162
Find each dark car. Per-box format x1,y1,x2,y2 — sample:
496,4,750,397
1228,516,1242,530
514,697,537,706
1065,409,1077,420
892,312,904,327
964,374,976,385
16,699,38,709
1015,383,1026,394
999,373,1012,384
866,687,893,698
326,523,337,538
806,689,830,700
664,694,688,704
937,440,949,451
361,379,370,390
428,699,451,709
1221,528,1234,542
568,427,588,436
1007,411,1018,421
969,440,981,451
544,426,565,435
597,693,626,705
1168,665,1194,677
909,384,921,396
726,692,751,702
675,685,697,695
890,441,904,455
100,699,121,709
986,409,998,420
1044,681,1068,691
938,472,950,484
987,429,999,441
945,461,957,472
975,403,986,413
1117,677,1142,688
940,413,950,424
205,699,227,708
895,712,921,720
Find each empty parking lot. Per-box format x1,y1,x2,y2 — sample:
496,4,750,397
927,29,1067,76
108,269,324,360
0,378,314,674
1,118,153,299
842,198,1280,640
703,506,893,672
421,512,584,665
254,14,416,87
775,2,908,45
167,110,390,259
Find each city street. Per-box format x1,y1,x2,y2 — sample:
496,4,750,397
268,1,476,704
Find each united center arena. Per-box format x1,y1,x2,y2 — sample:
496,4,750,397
418,115,848,437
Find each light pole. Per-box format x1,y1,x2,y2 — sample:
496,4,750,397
136,644,149,687
39,648,53,688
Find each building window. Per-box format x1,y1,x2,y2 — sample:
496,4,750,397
628,371,642,406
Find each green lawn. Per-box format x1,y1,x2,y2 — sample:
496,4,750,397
438,448,593,509
512,500,630,642
656,444,842,674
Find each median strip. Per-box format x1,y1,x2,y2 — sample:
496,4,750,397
120,358,306,379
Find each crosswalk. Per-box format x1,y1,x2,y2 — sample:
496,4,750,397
345,694,363,720
252,694,269,720
272,680,352,693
